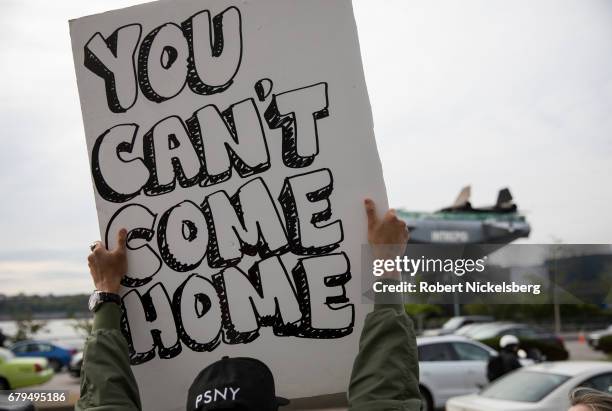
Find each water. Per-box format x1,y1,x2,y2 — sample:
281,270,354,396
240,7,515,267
0,319,88,350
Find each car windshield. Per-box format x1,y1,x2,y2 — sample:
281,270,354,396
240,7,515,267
0,348,15,361
470,324,508,340
460,323,490,337
455,324,476,335
469,324,505,339
481,371,570,402
442,318,464,330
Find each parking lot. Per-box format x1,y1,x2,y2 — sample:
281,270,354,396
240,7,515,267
565,340,608,361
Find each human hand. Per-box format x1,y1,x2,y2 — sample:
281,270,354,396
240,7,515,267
365,199,409,279
87,229,128,294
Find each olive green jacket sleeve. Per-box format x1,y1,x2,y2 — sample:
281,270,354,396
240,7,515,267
347,279,422,411
75,303,141,411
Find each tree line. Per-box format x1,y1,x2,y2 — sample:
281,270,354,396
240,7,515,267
0,294,90,320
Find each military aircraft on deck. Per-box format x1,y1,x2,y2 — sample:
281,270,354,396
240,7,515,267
397,186,530,245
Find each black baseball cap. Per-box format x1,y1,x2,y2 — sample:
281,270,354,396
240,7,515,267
187,356,290,411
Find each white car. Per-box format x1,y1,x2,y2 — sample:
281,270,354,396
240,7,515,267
417,335,499,411
69,351,83,377
446,361,612,411
587,325,612,349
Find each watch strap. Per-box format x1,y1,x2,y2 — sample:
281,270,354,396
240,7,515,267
90,290,121,312
96,291,121,305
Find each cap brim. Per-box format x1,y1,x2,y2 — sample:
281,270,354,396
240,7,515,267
276,396,290,406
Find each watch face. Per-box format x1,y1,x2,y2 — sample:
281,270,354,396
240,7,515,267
88,292,99,312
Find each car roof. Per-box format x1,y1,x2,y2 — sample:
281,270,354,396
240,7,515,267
10,340,55,348
461,321,509,334
12,340,52,345
417,335,490,345
484,321,521,328
500,323,534,328
525,361,612,376
476,322,534,331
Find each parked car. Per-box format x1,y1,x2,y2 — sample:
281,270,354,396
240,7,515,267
417,335,532,411
446,361,612,411
69,351,83,378
459,321,509,339
0,348,53,390
10,341,75,372
454,322,493,337
587,325,612,350
468,322,569,361
423,316,494,336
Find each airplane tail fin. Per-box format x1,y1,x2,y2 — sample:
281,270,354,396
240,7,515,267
496,188,515,209
452,185,471,208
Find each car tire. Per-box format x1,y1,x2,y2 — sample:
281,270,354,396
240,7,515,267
419,385,434,411
0,377,10,390
48,359,62,373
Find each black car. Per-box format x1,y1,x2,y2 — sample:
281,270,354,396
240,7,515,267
469,322,569,361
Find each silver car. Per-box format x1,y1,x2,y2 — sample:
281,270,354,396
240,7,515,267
418,335,499,411
446,361,612,411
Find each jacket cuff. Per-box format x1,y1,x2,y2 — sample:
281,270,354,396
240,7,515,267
93,302,122,331
374,278,405,310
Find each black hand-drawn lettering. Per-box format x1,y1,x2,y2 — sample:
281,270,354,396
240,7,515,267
182,7,243,95
120,250,357,364
92,81,335,203
92,124,149,203
142,116,202,196
203,177,288,268
292,253,354,338
84,24,142,113
157,201,208,272
265,83,329,168
279,169,343,254
187,98,269,186
137,23,189,102
106,204,161,287
213,256,301,344
172,274,222,352
85,7,242,111
122,283,181,365
255,78,273,102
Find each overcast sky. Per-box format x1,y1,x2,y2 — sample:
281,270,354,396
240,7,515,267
0,0,611,295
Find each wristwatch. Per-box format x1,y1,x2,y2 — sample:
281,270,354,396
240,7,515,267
88,290,121,312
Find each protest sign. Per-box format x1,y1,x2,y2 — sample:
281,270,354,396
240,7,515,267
70,0,387,408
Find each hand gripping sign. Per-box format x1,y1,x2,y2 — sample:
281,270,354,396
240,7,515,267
70,0,387,409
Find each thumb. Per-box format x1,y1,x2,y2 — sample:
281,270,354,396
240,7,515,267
364,198,378,229
116,228,128,253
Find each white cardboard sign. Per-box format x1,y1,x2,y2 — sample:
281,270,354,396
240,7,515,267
70,1,387,409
